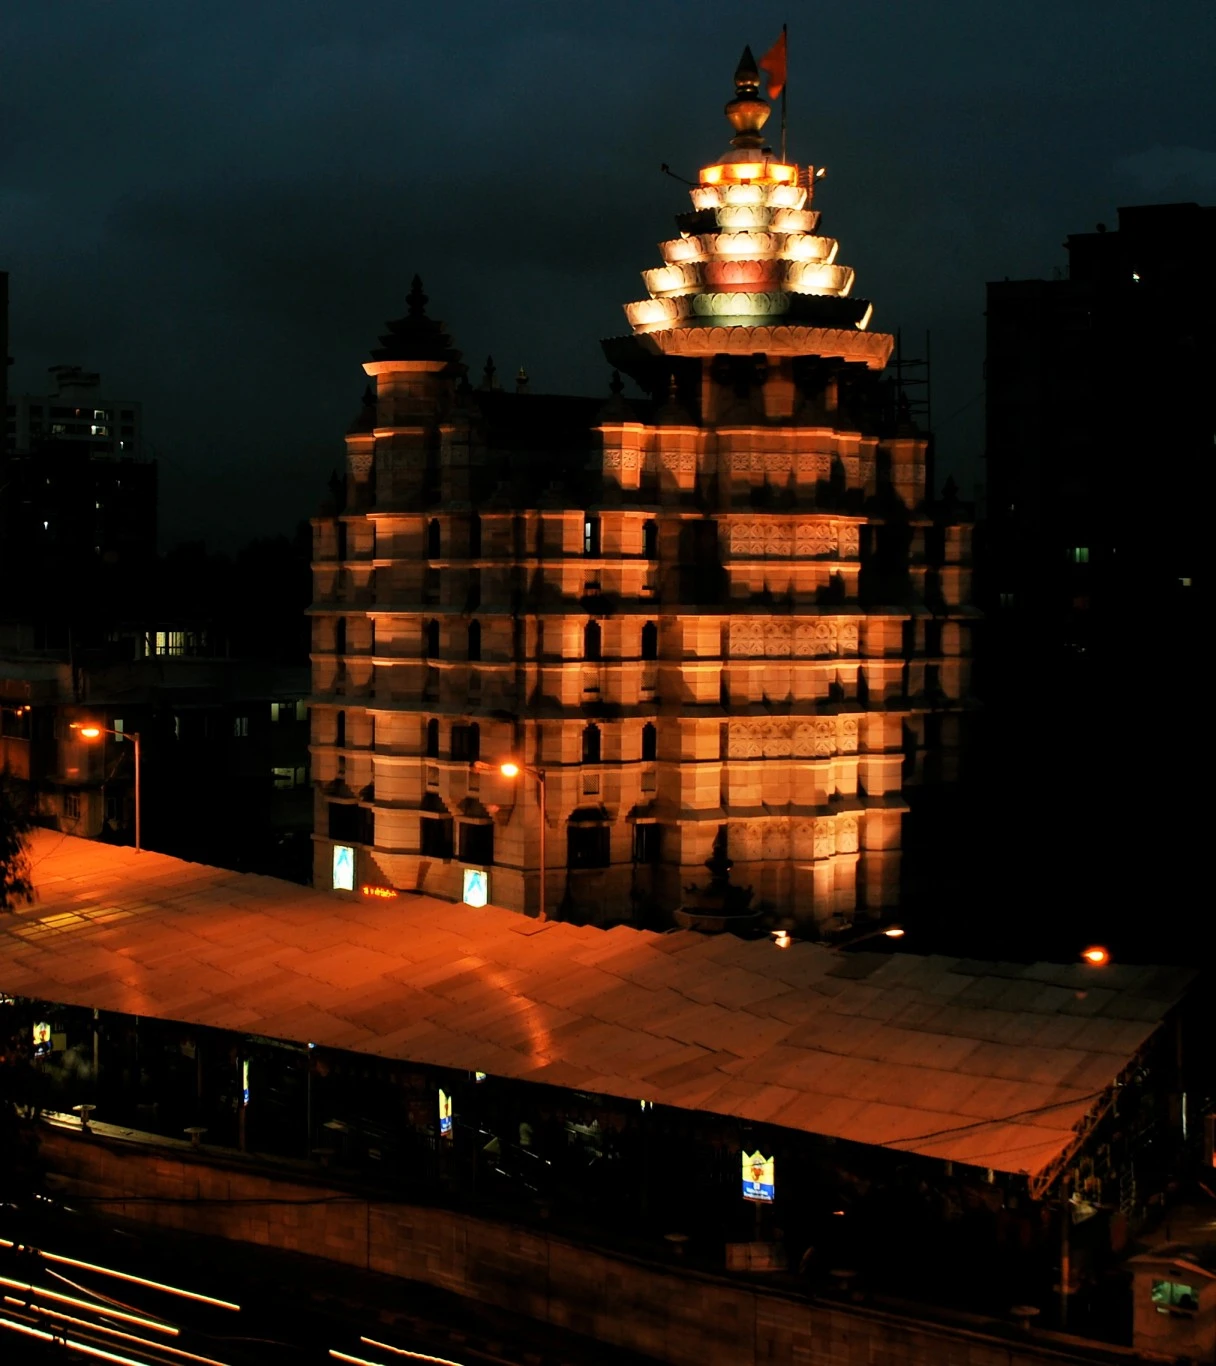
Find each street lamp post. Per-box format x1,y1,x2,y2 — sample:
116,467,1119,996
476,759,547,919
70,723,142,852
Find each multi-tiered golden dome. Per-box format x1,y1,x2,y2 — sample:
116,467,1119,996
624,47,874,340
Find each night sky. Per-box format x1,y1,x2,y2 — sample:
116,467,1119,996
3,1,1213,550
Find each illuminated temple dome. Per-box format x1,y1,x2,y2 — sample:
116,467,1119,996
308,43,974,932
622,47,887,367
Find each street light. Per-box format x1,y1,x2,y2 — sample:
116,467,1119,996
1081,946,1110,966
70,722,142,852
475,758,547,919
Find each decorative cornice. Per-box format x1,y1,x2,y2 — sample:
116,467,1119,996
633,326,895,369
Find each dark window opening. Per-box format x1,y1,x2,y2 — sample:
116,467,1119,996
335,710,346,749
641,621,658,660
459,821,494,864
469,514,482,557
328,802,372,844
567,824,610,869
642,722,657,761
582,724,601,763
427,518,441,558
632,823,661,863
451,722,480,763
421,816,454,858
468,620,482,661
337,521,348,561
643,520,658,558
425,718,439,757
425,619,440,657
583,620,602,661
335,617,347,656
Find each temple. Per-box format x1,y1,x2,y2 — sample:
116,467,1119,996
309,48,973,928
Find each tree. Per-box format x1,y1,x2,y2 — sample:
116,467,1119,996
0,778,33,913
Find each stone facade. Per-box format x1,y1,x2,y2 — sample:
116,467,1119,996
310,51,972,927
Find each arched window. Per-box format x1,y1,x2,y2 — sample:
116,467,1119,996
334,617,347,656
425,619,440,657
468,620,481,661
641,722,657,761
582,724,601,763
425,718,439,757
427,518,441,558
451,722,480,762
469,514,482,557
335,710,346,749
583,620,601,661
641,621,658,660
643,520,658,558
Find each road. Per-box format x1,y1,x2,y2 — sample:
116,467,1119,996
0,1198,657,1366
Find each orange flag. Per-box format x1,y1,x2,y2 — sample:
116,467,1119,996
759,28,787,100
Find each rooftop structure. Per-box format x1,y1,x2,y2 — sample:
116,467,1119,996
310,49,975,929
1,831,1193,1194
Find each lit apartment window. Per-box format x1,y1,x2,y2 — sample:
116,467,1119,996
583,516,600,556
64,792,81,822
233,716,249,738
90,425,108,437
1070,547,1089,564
272,767,298,789
154,631,188,656
296,699,308,721
113,718,124,737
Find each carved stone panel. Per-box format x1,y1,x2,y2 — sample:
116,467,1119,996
838,816,859,854
763,822,790,860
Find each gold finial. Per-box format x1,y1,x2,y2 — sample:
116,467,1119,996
725,46,771,149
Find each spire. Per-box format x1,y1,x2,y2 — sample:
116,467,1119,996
370,275,462,366
725,45,770,150
515,365,530,394
346,384,377,434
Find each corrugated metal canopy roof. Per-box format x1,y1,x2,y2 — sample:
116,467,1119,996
0,832,1193,1181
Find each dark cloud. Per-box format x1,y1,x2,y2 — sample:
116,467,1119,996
3,0,1213,547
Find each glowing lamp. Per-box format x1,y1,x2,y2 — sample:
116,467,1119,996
74,725,103,740
771,930,792,949
714,230,777,259
1081,946,1110,966
500,762,521,779
766,183,806,209
716,205,771,231
780,235,838,265
770,208,819,234
883,927,905,938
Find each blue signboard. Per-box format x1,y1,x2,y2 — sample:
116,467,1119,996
742,1150,775,1203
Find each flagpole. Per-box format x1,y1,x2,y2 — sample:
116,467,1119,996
781,23,788,164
